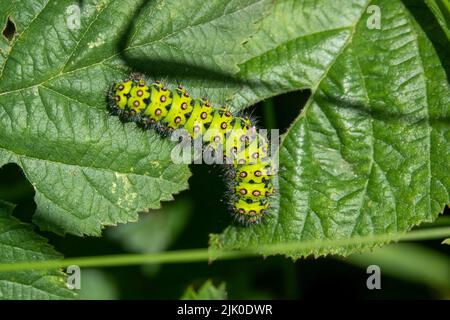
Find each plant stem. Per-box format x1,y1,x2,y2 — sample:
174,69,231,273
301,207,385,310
0,226,449,272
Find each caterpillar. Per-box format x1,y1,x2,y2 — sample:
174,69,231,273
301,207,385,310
108,76,276,224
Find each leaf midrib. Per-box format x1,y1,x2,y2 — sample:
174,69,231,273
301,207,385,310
60,0,113,73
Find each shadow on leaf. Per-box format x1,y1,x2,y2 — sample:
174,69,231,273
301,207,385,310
116,0,260,87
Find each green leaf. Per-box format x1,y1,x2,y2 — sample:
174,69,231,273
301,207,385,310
0,201,76,299
347,244,450,294
123,0,275,103
425,0,450,41
124,0,450,257
210,0,450,257
181,280,227,300
0,0,191,236
442,238,450,245
107,199,192,275
1,0,448,258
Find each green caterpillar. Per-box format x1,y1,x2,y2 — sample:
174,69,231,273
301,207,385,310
109,77,275,224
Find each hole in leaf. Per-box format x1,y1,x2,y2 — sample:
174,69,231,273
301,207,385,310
2,17,16,42
0,163,36,223
253,89,311,135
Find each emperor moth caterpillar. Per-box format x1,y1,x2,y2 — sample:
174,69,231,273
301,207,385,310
108,76,276,224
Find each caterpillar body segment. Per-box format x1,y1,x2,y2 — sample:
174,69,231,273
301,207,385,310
109,77,276,224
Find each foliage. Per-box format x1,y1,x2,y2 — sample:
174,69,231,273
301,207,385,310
0,201,75,299
0,0,449,299
181,280,227,300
